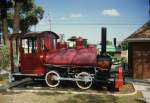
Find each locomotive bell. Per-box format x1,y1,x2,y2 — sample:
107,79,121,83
97,27,112,70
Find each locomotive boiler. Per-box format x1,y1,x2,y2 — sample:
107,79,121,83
9,27,123,90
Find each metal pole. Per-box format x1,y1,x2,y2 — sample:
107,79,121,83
10,38,14,73
149,0,150,18
34,25,36,32
46,13,52,31
49,15,51,31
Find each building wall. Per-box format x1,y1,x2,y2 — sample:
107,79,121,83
129,42,150,79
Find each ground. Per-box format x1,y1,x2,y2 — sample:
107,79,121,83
0,82,145,103
133,80,150,103
0,75,146,103
0,91,145,103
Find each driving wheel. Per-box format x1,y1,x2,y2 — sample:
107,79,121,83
76,72,92,89
45,71,60,88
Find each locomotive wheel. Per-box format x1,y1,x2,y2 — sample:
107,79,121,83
45,71,60,88
76,72,92,89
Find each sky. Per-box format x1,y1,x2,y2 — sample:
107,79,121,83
32,0,150,44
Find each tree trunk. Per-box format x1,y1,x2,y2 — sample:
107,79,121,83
1,11,9,45
13,1,22,33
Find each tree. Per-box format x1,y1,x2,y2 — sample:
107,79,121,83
13,0,24,33
1,0,44,35
20,6,44,33
9,0,44,34
0,0,12,44
118,41,128,50
0,0,44,71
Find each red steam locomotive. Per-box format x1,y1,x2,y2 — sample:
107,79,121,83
9,27,123,90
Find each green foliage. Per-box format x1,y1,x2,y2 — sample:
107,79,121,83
0,75,2,80
107,40,112,45
0,0,13,19
121,57,127,63
112,57,127,65
7,0,44,33
20,5,44,33
118,41,128,50
0,0,13,44
7,12,13,28
0,45,9,71
19,0,44,33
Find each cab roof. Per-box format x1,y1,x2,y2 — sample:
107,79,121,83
9,31,59,39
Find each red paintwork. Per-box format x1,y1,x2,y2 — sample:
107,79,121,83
76,37,84,49
115,66,123,90
45,36,97,66
44,34,53,50
57,41,67,49
20,53,46,74
17,31,108,75
45,47,97,66
19,32,53,75
19,33,97,75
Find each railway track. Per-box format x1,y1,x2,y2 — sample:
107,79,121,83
6,83,137,97
3,78,111,94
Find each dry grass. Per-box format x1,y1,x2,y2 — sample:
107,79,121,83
116,92,146,103
0,81,145,103
118,83,135,94
0,78,8,86
0,80,7,85
0,92,145,103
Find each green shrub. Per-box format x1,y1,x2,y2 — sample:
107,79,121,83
0,45,10,71
0,75,2,81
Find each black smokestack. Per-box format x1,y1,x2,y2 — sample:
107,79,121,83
113,38,117,48
101,27,107,55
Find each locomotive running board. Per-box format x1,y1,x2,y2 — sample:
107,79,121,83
44,64,95,68
6,78,32,89
12,73,44,76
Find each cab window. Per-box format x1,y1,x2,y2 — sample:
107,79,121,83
22,38,37,54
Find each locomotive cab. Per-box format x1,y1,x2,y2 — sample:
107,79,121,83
9,31,59,78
